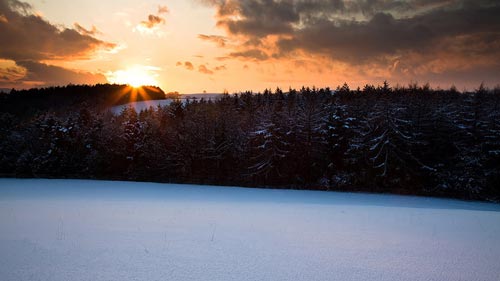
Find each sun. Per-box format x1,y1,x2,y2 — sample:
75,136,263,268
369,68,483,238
108,66,159,88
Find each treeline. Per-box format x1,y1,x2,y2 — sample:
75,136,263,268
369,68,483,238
1,83,499,201
0,84,165,119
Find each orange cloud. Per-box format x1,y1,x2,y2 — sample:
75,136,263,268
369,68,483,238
214,65,227,71
135,6,170,35
158,5,169,14
140,14,165,29
184,61,194,70
198,34,228,47
176,61,195,71
74,23,101,36
198,64,214,75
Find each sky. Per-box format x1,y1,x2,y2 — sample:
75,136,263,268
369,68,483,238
0,0,499,93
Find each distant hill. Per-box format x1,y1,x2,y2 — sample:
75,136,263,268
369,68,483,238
110,93,223,114
0,84,165,118
182,93,222,100
0,88,11,94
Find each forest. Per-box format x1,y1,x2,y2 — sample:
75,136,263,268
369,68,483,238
0,83,499,201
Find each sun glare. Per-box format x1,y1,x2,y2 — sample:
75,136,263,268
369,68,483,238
108,66,159,88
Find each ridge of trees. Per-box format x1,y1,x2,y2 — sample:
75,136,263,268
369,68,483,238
0,84,165,119
0,82,499,201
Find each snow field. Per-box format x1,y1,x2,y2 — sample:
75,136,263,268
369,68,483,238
1,179,500,281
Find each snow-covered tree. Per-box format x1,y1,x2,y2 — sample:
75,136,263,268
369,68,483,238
248,104,290,184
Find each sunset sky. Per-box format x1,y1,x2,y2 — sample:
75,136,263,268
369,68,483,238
1,0,499,93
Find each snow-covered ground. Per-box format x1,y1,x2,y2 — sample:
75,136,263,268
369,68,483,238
111,99,173,114
1,179,500,281
111,94,222,114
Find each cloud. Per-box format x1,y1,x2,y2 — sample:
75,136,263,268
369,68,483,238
158,5,169,14
229,49,269,60
198,64,214,75
16,60,107,85
276,7,500,64
4,0,30,14
0,59,106,88
184,61,194,70
177,61,226,73
0,0,115,62
135,5,169,35
214,65,226,71
215,56,229,61
74,23,101,36
0,59,25,83
196,64,227,75
140,14,165,29
0,0,115,88
176,61,197,71
201,0,500,62
196,0,500,86
175,61,194,70
198,34,228,47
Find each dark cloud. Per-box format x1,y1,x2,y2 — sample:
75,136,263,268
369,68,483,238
197,0,500,85
299,5,498,63
229,49,269,60
4,0,30,14
0,60,106,88
15,60,107,85
200,0,500,61
220,0,298,36
0,0,115,88
0,0,115,61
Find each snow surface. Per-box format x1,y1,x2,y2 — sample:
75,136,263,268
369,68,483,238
1,179,500,281
111,99,173,114
111,94,222,114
